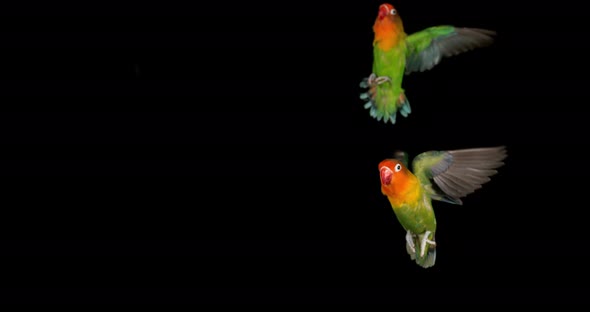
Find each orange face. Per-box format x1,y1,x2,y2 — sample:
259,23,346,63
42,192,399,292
379,159,405,186
378,158,414,199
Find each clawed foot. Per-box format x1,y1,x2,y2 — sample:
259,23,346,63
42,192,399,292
360,73,392,89
360,73,393,108
371,74,392,86
419,230,436,258
405,230,416,254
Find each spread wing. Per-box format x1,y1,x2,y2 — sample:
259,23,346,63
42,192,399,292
411,146,507,205
405,26,496,74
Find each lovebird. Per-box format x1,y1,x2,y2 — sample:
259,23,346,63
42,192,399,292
360,3,496,124
378,146,507,268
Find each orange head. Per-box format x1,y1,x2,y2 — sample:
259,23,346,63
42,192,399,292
378,159,417,201
377,3,398,21
373,3,404,49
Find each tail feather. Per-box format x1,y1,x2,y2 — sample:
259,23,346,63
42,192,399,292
413,232,436,269
389,112,397,124
398,93,412,118
359,76,412,124
416,248,436,269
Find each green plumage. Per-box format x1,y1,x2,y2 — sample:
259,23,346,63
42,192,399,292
360,9,496,125
370,39,409,124
405,26,456,70
381,147,507,268
392,186,437,268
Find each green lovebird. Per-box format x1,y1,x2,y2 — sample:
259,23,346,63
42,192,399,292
378,146,507,268
360,3,496,124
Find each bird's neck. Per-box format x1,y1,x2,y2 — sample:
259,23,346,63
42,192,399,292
373,18,404,51
384,175,421,207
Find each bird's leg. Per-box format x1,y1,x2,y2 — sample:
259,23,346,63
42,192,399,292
419,231,436,258
405,230,416,254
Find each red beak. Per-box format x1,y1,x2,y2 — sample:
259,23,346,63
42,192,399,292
380,167,393,185
378,5,388,20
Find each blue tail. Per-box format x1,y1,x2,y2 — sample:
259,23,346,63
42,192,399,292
398,93,412,118
359,77,412,125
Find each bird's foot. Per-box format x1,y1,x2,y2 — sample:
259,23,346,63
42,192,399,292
405,230,416,254
360,73,392,88
360,73,392,107
373,75,392,85
419,231,436,258
368,73,392,86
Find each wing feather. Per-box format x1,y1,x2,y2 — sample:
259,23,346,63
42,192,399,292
412,146,507,205
405,26,496,74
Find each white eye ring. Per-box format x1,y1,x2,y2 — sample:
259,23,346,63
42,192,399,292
390,9,397,15
395,164,402,172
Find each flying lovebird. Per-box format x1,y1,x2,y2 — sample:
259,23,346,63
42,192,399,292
378,146,507,268
360,3,496,124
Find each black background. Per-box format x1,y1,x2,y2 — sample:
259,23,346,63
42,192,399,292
1,0,589,304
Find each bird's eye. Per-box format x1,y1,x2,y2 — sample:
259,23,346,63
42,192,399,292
395,164,402,172
390,9,396,15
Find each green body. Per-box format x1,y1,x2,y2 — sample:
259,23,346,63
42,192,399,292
389,172,437,267
371,38,407,121
391,189,437,236
389,149,457,266
363,25,469,124
391,150,449,236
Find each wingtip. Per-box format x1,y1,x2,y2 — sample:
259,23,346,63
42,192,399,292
495,145,509,161
459,27,497,37
479,28,498,37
